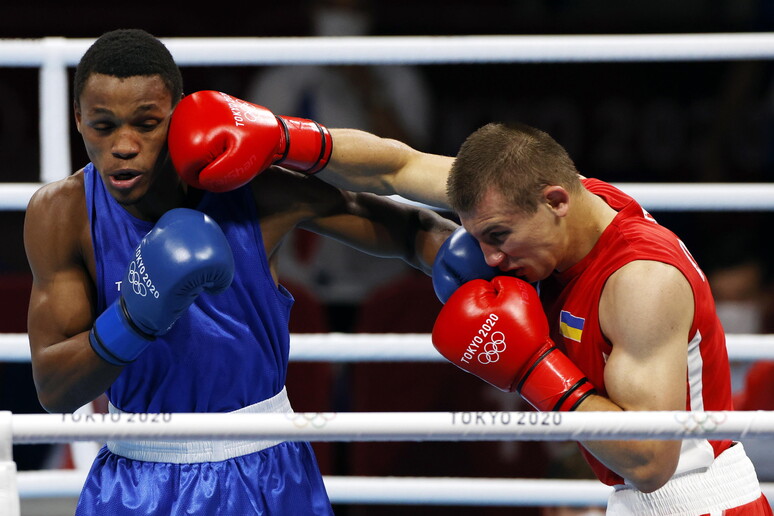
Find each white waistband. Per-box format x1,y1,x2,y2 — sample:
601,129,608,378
106,387,293,463
607,442,762,515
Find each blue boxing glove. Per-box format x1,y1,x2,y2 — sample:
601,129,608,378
432,227,501,304
89,208,235,366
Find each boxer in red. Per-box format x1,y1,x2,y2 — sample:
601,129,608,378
430,123,773,514
166,89,773,514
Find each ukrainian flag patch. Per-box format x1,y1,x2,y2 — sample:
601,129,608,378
559,310,585,342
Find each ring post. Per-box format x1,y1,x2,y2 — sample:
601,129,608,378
0,411,20,516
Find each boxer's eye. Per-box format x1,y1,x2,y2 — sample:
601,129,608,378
488,231,506,244
133,117,163,131
92,122,115,133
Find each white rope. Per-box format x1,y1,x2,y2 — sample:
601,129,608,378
163,33,774,64
0,184,38,211
613,183,774,212
13,469,774,506
4,33,774,67
6,182,774,212
3,333,774,363
9,469,610,505
0,335,31,362
324,476,612,507
7,410,774,444
14,469,615,505
287,333,774,362
17,470,87,499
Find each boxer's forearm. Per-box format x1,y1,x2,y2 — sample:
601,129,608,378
319,128,452,210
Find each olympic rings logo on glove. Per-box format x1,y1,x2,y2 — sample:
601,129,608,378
478,331,507,364
126,247,160,299
127,261,148,297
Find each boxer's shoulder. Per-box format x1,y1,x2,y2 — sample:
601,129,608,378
29,170,86,209
25,171,88,259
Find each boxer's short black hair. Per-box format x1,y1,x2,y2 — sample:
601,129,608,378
73,28,183,107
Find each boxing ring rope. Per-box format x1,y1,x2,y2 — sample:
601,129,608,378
10,473,774,507
7,33,774,66
3,332,774,363
4,410,774,505
6,183,774,212
15,470,613,507
3,33,774,510
9,410,774,443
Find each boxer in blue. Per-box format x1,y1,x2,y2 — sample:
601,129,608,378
23,29,456,515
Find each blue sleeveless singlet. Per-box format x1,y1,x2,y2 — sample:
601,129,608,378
75,164,333,515
85,163,292,412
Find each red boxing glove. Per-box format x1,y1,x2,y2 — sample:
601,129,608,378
168,90,333,192
431,276,596,411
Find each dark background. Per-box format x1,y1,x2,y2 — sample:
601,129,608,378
2,1,774,514
0,0,773,272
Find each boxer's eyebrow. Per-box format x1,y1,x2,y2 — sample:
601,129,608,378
134,103,161,113
88,107,115,116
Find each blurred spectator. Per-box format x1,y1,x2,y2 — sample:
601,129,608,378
711,256,770,336
705,233,773,392
244,0,435,322
246,0,433,149
706,232,774,481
